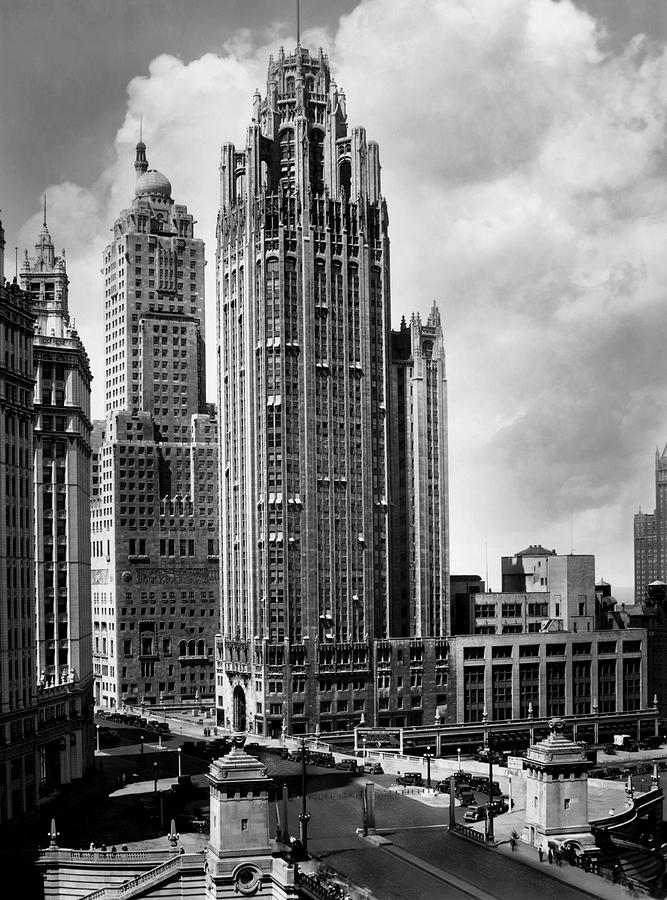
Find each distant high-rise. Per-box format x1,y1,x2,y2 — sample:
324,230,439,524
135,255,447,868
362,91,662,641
656,445,667,580
216,45,449,735
91,145,219,711
634,509,657,605
389,310,449,638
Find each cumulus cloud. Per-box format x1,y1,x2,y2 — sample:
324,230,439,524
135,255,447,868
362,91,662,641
20,0,667,589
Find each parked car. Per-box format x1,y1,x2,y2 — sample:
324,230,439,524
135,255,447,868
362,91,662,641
361,762,384,775
396,771,423,786
463,805,486,822
336,759,359,773
638,737,663,750
306,751,336,768
456,787,475,805
486,800,509,815
470,777,501,796
453,770,473,784
474,748,504,764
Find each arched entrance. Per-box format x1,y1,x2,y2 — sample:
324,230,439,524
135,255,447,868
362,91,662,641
233,685,247,732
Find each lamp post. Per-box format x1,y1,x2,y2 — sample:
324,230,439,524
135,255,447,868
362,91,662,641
362,738,367,761
153,761,158,795
424,746,434,791
298,737,310,855
486,735,495,842
457,746,461,772
140,735,144,762
177,746,182,778
96,725,100,753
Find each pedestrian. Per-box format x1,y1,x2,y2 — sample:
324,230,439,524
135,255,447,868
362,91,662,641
548,848,553,865
214,727,218,736
538,847,543,862
510,837,517,852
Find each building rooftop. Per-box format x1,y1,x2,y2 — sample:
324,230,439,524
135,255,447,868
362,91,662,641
514,545,556,557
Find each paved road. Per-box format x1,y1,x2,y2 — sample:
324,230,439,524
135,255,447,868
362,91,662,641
92,723,629,900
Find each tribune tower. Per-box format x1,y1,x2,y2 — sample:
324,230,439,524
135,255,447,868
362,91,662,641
216,45,449,736
216,46,391,734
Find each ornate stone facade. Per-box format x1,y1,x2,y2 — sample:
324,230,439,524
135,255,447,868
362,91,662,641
215,45,450,735
91,145,219,711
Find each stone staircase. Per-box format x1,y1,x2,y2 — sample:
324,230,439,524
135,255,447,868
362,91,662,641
83,854,183,899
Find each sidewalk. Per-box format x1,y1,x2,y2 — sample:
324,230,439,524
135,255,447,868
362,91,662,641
471,831,639,900
383,779,639,899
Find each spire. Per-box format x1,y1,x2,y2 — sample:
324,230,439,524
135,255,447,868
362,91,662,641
135,119,148,177
296,0,301,47
0,208,4,282
35,195,54,266
40,195,51,240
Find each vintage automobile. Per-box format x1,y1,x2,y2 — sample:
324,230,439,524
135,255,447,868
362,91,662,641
396,771,423,786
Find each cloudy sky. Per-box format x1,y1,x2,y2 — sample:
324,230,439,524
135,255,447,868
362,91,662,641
1,0,667,593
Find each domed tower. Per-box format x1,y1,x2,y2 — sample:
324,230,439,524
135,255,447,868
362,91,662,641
216,46,391,735
91,142,219,715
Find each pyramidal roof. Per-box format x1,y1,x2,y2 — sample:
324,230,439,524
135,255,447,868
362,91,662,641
515,544,556,558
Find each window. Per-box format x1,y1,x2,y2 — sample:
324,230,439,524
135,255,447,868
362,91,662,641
528,603,548,617
464,666,485,723
564,799,570,810
501,603,522,618
475,604,496,618
492,666,512,721
572,660,591,715
519,663,539,718
623,658,641,711
598,656,616,712
546,661,566,716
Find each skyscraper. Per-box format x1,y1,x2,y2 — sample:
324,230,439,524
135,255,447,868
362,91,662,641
0,220,39,820
216,45,449,735
22,210,95,787
634,509,657,605
389,310,449,639
91,145,219,712
0,212,93,823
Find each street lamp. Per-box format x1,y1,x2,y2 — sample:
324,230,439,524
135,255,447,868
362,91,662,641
362,738,367,761
486,735,495,842
153,761,158,795
298,737,310,855
424,746,434,791
96,725,100,753
457,747,461,772
140,735,144,762
177,747,182,778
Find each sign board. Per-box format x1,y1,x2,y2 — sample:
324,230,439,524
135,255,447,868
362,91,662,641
355,727,403,754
